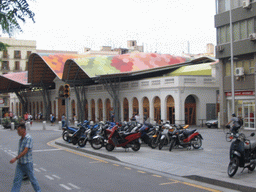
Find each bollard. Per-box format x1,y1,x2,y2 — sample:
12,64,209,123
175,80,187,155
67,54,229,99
75,120,78,127
26,122,30,131
58,121,62,130
43,121,46,130
11,122,15,130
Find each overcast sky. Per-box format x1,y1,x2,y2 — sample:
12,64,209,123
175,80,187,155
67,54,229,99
10,0,216,55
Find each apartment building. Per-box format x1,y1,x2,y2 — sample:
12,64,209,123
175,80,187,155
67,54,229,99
215,0,256,129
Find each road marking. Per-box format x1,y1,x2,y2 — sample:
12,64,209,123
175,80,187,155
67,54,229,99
45,175,54,180
152,174,162,178
34,168,41,172
182,182,221,192
40,168,47,171
125,167,131,170
68,183,80,189
59,184,72,190
113,164,120,166
159,181,179,185
137,171,146,174
89,161,102,163
33,148,62,152
52,174,61,179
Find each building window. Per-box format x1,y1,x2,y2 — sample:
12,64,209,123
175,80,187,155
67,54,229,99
25,62,28,70
14,50,21,59
3,50,8,58
27,51,32,59
225,59,254,76
2,61,9,70
15,61,20,70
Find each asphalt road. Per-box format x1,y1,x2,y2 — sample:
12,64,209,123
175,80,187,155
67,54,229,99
0,128,227,192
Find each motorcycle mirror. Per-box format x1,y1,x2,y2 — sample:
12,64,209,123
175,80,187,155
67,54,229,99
250,133,255,137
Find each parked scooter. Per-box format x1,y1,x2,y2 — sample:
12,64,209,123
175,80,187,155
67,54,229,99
150,125,163,149
105,125,141,151
227,132,256,177
139,123,155,147
158,123,175,150
169,125,203,151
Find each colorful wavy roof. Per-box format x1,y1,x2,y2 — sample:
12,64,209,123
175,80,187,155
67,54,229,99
40,53,95,79
72,52,189,78
168,63,212,76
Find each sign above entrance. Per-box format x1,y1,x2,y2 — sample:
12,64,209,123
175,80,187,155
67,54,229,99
225,91,255,96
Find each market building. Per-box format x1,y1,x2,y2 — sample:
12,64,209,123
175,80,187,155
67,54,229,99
1,52,218,126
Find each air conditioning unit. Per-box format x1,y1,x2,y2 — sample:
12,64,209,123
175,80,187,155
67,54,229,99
235,67,244,76
243,0,251,9
216,45,224,52
249,33,256,41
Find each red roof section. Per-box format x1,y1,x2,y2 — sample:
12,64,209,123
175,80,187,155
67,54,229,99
2,71,29,85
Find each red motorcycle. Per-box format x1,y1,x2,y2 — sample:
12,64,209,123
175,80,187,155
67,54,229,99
169,125,203,151
105,125,141,151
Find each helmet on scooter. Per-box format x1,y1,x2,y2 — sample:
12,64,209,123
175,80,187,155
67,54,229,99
232,113,236,117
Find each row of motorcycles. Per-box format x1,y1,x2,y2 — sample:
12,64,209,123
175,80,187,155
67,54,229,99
62,120,203,152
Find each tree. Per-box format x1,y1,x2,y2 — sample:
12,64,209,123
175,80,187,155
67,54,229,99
0,0,35,36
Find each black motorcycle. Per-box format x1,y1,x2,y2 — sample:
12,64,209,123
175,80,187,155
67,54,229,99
227,132,256,177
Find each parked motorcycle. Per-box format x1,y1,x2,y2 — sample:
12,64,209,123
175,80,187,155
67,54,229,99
77,122,101,147
139,123,155,147
158,123,175,150
227,132,256,177
169,125,203,151
62,125,80,142
105,125,141,151
150,125,163,149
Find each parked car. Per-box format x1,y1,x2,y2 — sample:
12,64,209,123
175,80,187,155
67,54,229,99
205,119,218,128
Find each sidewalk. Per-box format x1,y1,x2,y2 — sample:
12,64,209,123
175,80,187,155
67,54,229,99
54,126,256,192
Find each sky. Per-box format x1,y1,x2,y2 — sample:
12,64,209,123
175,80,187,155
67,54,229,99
8,0,216,56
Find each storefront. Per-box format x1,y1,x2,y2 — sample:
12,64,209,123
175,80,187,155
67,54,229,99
226,91,255,130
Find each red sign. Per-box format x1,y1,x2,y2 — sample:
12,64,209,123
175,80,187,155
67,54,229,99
225,91,255,96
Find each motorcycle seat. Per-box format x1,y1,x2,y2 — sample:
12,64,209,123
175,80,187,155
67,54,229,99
183,129,197,137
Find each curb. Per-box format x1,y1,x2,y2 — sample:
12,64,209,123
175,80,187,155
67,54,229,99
55,141,120,162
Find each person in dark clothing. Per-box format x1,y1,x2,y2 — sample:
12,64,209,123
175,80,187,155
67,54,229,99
226,113,241,133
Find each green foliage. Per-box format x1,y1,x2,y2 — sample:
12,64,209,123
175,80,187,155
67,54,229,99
0,41,9,51
0,0,35,36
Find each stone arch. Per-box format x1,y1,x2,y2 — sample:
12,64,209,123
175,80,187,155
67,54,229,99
153,96,161,124
166,95,175,124
132,97,139,117
123,98,129,121
185,95,197,125
142,97,149,122
106,98,111,121
98,99,103,121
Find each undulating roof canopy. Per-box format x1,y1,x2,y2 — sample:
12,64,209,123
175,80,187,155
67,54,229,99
0,71,29,93
168,63,212,76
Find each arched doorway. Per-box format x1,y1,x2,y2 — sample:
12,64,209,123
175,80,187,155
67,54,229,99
143,97,149,122
154,96,161,124
106,99,111,121
98,99,103,121
133,97,139,117
91,99,95,122
166,95,175,124
185,95,196,125
58,86,65,120
84,99,88,120
123,98,129,121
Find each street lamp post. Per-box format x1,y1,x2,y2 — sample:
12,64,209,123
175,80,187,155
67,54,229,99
229,1,235,114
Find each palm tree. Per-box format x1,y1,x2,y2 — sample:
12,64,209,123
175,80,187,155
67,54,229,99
0,0,35,36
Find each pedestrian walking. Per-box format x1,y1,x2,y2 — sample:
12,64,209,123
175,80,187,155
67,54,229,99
10,123,41,192
62,114,66,128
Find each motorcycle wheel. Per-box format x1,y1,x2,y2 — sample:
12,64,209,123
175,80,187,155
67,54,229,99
78,138,87,147
191,136,202,149
72,137,78,145
159,139,165,150
105,143,115,151
227,157,239,177
62,131,68,141
248,163,256,171
150,137,158,149
169,139,176,152
131,141,141,151
91,138,104,150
